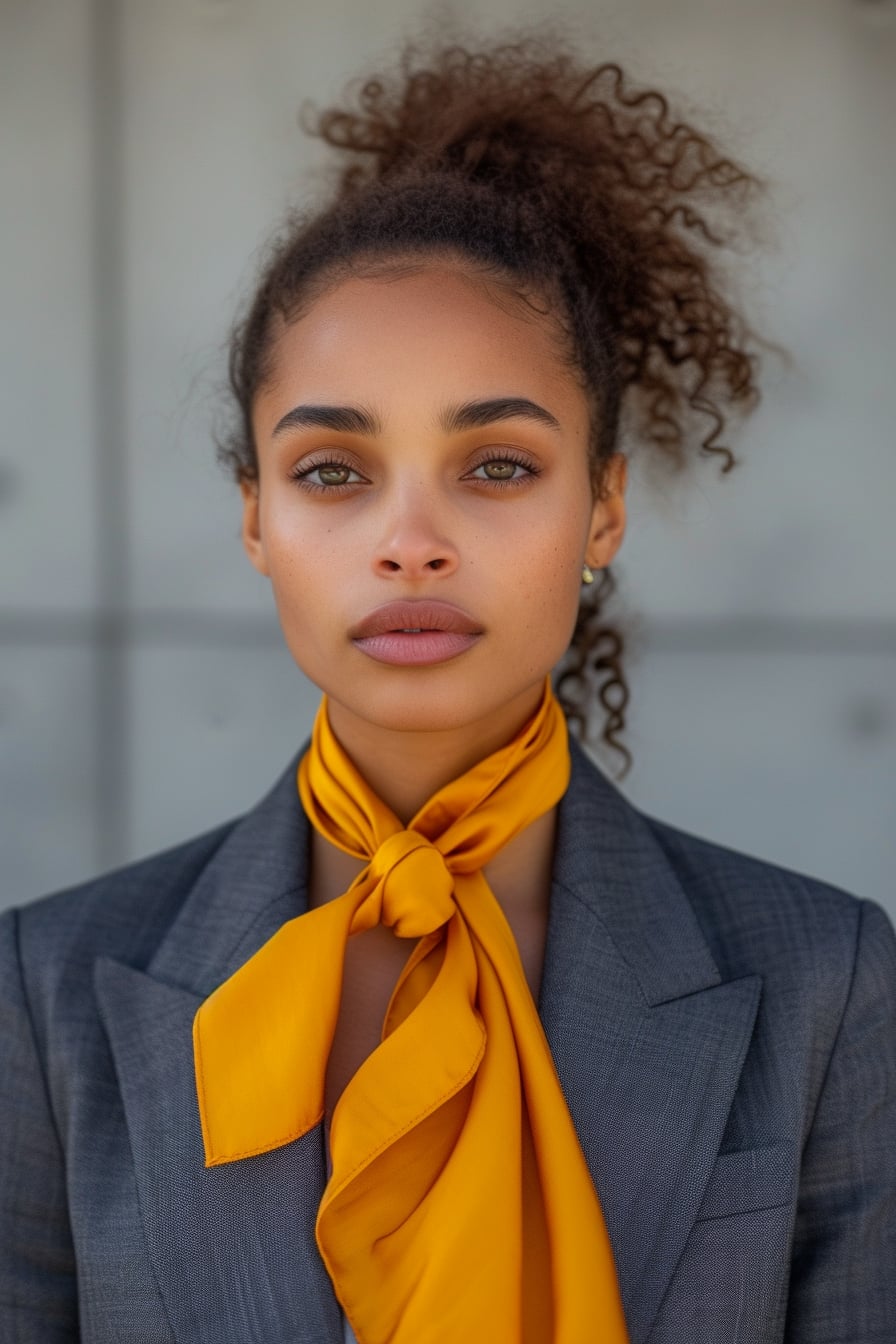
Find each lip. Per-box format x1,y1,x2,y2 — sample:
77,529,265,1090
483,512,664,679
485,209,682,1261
350,600,483,639
350,600,483,667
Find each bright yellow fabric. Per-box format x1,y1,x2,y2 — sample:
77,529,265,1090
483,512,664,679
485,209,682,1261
193,679,629,1344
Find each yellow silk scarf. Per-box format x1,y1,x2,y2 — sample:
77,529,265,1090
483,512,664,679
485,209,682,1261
193,680,629,1344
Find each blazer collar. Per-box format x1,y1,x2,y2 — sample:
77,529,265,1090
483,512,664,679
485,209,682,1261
95,752,340,1343
541,740,760,1342
548,737,722,1006
96,737,760,1344
140,735,720,1003
147,752,313,995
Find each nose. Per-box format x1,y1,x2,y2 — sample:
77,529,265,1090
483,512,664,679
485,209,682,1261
372,483,459,580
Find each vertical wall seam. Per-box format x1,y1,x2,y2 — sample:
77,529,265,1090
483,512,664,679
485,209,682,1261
89,0,129,870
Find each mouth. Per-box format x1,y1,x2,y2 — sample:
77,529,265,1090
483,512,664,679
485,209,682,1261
350,600,483,667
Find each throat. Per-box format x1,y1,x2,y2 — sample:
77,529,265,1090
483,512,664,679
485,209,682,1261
324,684,547,825
482,808,557,923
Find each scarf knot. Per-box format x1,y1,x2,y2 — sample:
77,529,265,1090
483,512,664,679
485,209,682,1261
360,830,455,937
192,680,630,1343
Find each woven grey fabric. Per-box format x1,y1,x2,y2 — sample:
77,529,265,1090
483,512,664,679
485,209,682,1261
2,739,894,1343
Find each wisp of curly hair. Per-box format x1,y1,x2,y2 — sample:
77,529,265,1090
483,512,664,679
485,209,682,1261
218,32,764,774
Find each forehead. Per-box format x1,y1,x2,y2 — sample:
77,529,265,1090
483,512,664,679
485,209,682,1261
254,262,588,436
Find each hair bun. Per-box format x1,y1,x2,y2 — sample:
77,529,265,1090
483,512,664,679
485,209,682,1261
309,40,600,197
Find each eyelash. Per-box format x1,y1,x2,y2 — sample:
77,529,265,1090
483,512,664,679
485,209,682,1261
288,456,366,495
288,450,541,494
466,450,540,489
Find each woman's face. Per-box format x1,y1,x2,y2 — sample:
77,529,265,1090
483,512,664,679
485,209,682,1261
243,261,626,745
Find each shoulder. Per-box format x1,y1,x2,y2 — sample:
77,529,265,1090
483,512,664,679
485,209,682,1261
639,804,894,978
566,741,894,999
629,806,896,1078
3,746,308,1028
3,818,239,993
0,820,241,1114
601,780,896,1154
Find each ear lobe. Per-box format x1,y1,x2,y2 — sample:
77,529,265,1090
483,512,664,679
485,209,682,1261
240,479,270,577
586,453,627,570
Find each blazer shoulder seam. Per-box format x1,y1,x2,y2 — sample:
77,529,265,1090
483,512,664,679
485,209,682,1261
4,907,68,1160
799,896,865,1146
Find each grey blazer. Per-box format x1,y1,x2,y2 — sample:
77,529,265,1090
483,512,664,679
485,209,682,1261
2,740,895,1343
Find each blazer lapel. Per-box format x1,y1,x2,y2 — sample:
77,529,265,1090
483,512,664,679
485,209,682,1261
541,741,761,1344
94,757,343,1344
94,737,760,1344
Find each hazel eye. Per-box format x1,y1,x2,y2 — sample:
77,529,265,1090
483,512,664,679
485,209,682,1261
468,456,535,483
315,465,354,486
292,460,366,489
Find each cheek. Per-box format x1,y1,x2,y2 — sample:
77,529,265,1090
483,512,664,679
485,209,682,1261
529,499,591,635
508,529,584,660
260,496,343,587
256,543,328,648
523,494,590,590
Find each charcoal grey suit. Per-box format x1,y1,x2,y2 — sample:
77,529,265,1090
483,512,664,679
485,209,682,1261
2,740,895,1342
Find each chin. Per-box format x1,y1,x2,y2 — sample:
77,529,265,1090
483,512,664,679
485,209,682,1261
334,665,551,739
346,684,489,735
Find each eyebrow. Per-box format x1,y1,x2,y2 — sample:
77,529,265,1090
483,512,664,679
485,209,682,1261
441,397,562,435
271,396,562,439
272,404,382,437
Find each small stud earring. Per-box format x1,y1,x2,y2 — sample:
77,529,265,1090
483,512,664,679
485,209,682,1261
582,564,595,585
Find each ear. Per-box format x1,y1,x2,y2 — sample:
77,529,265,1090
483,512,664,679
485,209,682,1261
585,453,627,570
240,478,270,577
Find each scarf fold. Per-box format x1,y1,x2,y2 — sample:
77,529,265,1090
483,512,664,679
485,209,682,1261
193,679,629,1344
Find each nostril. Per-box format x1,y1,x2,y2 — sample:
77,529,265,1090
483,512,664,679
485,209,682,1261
427,559,445,571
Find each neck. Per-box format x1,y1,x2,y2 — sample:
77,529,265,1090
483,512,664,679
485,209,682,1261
324,682,545,824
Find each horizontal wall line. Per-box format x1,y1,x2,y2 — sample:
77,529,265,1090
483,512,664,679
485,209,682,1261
1,610,895,653
0,611,284,645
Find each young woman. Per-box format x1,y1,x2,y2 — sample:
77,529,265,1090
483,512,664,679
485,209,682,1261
2,33,894,1344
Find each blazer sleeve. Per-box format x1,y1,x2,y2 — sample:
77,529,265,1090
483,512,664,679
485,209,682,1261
0,909,79,1342
784,897,896,1343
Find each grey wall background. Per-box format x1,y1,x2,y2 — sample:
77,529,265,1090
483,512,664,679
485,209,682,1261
2,0,894,920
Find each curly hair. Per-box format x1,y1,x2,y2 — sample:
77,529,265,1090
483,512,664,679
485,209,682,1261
218,32,764,774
